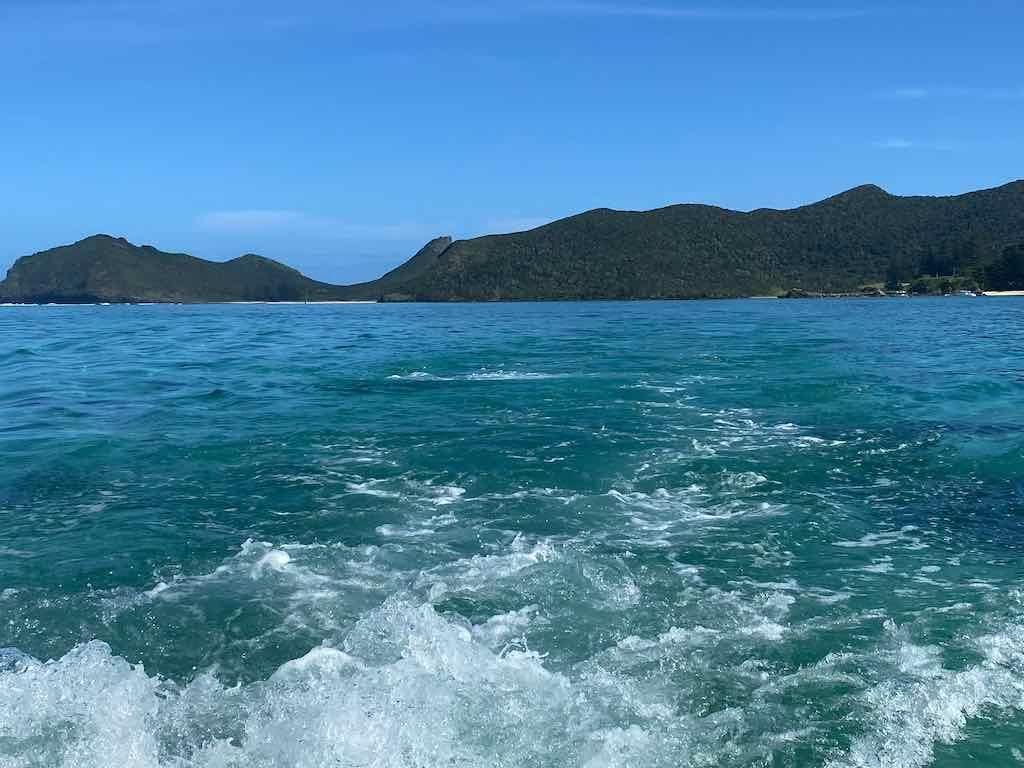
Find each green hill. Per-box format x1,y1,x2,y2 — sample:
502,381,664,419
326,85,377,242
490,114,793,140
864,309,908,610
3,181,1023,303
346,180,1024,300
0,235,349,303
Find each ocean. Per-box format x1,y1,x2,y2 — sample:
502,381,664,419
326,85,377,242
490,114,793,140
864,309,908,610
1,298,1023,767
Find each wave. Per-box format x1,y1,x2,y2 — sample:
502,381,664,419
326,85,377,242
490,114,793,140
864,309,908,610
387,369,565,382
0,598,707,767
414,535,561,597
7,544,1024,766
0,586,837,768
828,620,1024,768
464,370,564,381
605,486,785,545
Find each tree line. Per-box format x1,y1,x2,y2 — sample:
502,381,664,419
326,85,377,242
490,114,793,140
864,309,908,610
885,241,1024,292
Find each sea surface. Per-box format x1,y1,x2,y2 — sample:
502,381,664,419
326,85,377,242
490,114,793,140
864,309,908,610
1,299,1023,767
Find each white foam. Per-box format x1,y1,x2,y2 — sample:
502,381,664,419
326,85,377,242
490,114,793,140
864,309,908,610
607,486,784,534
862,557,894,574
375,512,457,539
423,484,465,506
136,540,407,650
387,371,447,381
16,592,1018,767
830,622,1024,768
251,549,291,577
144,582,171,598
834,527,924,549
270,645,361,679
344,480,402,498
0,648,36,673
629,382,689,394
0,642,162,766
387,370,563,382
417,535,560,595
720,471,768,489
465,370,562,381
808,588,853,605
471,606,541,650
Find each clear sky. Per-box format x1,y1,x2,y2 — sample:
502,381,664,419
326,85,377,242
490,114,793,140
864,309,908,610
2,1,1022,283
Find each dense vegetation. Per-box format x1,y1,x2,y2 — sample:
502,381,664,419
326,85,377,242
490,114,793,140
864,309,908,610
345,180,1024,300
2,182,1023,303
0,235,350,303
986,243,1024,291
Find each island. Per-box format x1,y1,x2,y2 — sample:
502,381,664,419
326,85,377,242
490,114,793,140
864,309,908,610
2,181,1023,303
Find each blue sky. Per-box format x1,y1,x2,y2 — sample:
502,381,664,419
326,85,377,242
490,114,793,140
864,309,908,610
2,1,1022,282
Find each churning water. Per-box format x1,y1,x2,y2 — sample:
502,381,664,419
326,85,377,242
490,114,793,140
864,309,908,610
2,299,1023,767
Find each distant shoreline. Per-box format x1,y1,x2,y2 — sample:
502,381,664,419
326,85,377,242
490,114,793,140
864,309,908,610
0,300,379,306
4,294,1023,307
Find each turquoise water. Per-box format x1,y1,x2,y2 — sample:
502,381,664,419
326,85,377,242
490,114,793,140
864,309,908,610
2,299,1023,767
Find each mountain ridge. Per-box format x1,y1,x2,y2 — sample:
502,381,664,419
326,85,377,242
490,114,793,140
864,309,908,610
356,179,1024,301
3,180,1023,303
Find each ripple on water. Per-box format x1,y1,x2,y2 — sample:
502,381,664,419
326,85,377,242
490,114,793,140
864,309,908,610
3,302,1024,766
